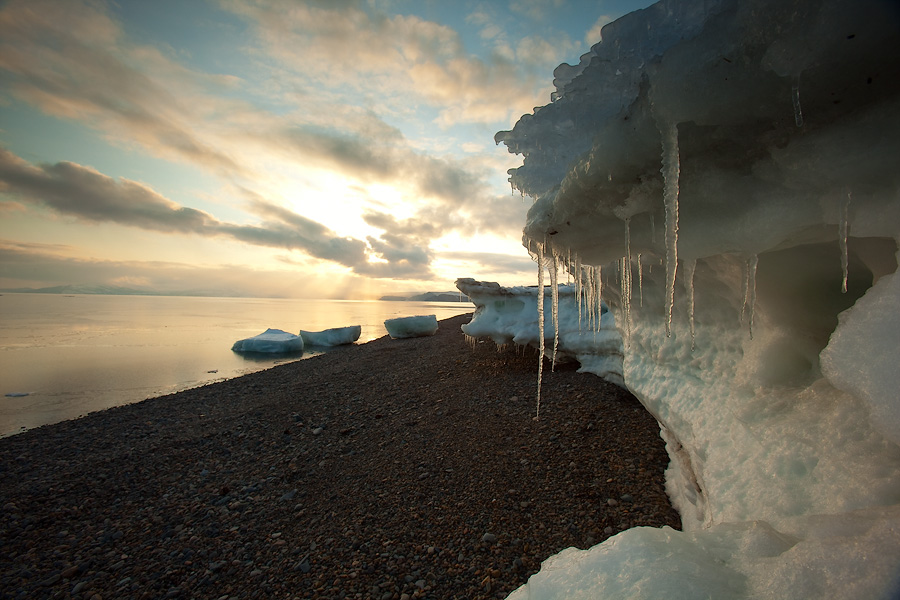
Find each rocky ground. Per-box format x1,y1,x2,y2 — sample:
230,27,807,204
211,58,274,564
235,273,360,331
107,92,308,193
0,314,680,600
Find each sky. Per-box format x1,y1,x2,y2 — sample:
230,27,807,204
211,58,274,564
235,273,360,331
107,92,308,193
0,0,655,299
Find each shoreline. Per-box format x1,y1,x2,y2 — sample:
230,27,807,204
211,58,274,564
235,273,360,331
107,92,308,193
0,314,680,599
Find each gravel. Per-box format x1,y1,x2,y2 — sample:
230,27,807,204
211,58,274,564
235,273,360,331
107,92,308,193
0,314,680,600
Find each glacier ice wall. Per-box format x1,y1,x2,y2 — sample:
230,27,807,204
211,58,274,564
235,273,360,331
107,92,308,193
492,0,900,597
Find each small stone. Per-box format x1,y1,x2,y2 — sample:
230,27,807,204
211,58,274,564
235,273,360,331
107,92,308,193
481,532,497,544
604,526,614,534
621,493,634,502
607,498,618,507
71,582,87,595
312,427,323,436
62,565,80,579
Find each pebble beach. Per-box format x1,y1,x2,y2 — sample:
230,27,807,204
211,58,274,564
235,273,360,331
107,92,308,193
0,314,680,600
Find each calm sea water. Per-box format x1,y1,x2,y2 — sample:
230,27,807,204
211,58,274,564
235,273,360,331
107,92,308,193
0,293,473,437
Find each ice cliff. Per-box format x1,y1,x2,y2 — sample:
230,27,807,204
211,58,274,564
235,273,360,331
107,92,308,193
478,0,900,597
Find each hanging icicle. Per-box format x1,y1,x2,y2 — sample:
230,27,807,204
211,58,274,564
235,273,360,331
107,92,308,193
585,265,595,332
746,254,759,340
792,74,804,128
740,256,749,326
638,253,644,307
623,218,633,335
550,249,560,371
595,265,603,332
685,259,697,351
575,255,583,330
840,190,851,293
660,122,681,337
535,241,545,421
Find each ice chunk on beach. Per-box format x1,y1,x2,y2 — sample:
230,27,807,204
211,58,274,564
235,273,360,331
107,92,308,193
231,328,304,353
456,278,624,386
384,315,438,339
299,325,361,347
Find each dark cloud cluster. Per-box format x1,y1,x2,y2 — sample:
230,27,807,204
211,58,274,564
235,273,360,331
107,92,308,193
0,148,436,279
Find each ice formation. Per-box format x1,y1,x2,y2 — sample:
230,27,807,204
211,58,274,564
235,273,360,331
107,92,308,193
456,278,624,387
299,325,361,347
383,315,439,339
231,328,304,354
487,0,900,597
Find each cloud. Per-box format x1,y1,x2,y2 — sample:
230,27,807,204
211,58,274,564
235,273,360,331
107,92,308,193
0,0,245,174
0,0,534,242
585,15,614,46
438,250,536,275
0,148,445,279
509,0,566,21
267,118,489,211
217,0,565,128
0,0,550,288
0,148,215,232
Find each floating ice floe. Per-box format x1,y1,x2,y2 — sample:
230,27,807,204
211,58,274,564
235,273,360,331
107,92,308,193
299,325,361,347
231,328,304,354
384,315,439,339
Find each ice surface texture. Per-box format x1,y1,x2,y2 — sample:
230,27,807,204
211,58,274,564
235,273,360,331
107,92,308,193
231,328,304,354
491,0,900,597
299,325,361,347
383,315,439,339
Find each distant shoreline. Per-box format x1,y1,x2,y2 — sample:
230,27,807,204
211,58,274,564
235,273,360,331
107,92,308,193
0,287,474,302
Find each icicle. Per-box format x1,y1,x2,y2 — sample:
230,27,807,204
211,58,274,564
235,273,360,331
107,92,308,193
581,265,593,329
535,242,545,420
660,122,681,337
650,213,656,244
746,254,758,339
594,265,603,332
685,259,697,351
637,253,644,307
740,258,749,326
840,191,851,293
575,255,583,330
550,250,560,371
792,74,804,128
622,218,633,335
